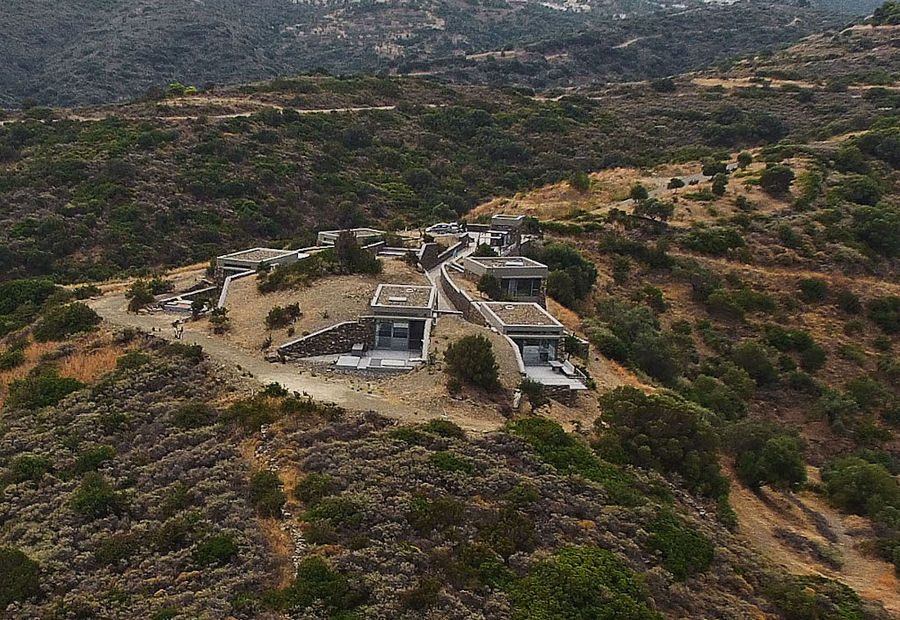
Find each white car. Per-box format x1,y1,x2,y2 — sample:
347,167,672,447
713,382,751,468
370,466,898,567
425,223,458,235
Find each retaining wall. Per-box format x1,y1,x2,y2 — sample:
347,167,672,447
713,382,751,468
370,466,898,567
278,319,375,360
440,264,488,327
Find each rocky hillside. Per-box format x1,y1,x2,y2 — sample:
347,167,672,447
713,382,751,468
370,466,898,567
1,0,859,106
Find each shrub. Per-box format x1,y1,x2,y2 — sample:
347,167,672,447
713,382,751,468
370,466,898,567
294,473,335,505
477,507,536,558
647,509,715,580
194,534,238,567
94,534,138,566
0,278,58,315
209,307,230,334
766,575,871,620
125,280,156,312
477,273,503,300
71,473,124,518
304,496,363,530
597,387,728,498
223,397,280,431
836,290,862,314
682,226,745,256
428,451,475,475
5,454,52,485
267,556,367,615
7,368,85,410
727,422,806,490
759,164,795,195
869,296,900,334
686,374,748,420
421,418,465,439
0,548,40,607
629,184,649,201
472,243,498,257
569,170,591,192
730,341,778,385
265,303,301,329
822,456,900,518
798,278,828,303
32,303,101,341
799,344,828,373
249,471,285,518
0,346,26,371
508,545,661,620
519,378,548,410
74,444,116,474
509,417,640,505
444,335,499,390
115,350,150,370
530,243,597,307
407,493,464,534
172,402,216,429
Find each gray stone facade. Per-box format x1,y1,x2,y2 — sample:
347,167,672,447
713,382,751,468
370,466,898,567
278,318,376,360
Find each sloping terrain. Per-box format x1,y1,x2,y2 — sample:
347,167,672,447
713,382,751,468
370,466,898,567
0,0,859,106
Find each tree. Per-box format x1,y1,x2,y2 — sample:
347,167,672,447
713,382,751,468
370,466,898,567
702,159,727,177
711,173,728,196
597,387,728,498
822,456,900,517
868,296,900,334
473,243,498,257
629,184,649,201
759,164,795,195
209,307,230,334
731,341,778,385
508,546,661,620
519,379,548,410
569,170,591,192
444,335,499,390
798,277,828,303
727,422,806,490
737,152,753,169
532,243,598,307
0,548,40,608
126,280,156,312
32,302,101,342
633,198,674,222
190,298,206,319
667,177,685,190
477,273,503,300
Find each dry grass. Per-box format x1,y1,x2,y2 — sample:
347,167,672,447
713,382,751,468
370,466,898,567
206,258,428,355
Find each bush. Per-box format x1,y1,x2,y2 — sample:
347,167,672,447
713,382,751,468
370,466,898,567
0,278,58,315
766,575,872,620
407,493,464,533
510,416,640,505
869,296,900,334
682,226,745,256
798,278,828,303
71,473,124,519
304,496,363,530
7,367,85,410
0,346,26,371
836,290,862,314
428,451,475,475
125,280,156,312
265,303,301,329
727,422,806,490
222,397,280,431
421,418,465,439
597,387,728,498
5,454,52,485
249,471,285,518
194,534,238,567
94,534,138,566
730,341,778,385
472,243,498,257
0,548,40,607
477,273,503,300
685,374,748,420
115,350,150,370
32,303,101,341
75,444,116,474
799,344,828,373
519,378,548,410
172,402,216,429
444,335,499,390
759,164,795,195
629,184,649,201
508,545,661,620
267,556,367,615
822,456,900,518
294,473,335,505
530,243,597,307
647,509,715,580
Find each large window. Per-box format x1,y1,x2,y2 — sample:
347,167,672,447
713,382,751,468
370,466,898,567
506,278,542,299
375,320,425,351
516,338,558,365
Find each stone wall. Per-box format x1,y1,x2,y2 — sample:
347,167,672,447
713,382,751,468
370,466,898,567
278,318,375,360
440,265,488,326
419,243,443,270
543,384,578,406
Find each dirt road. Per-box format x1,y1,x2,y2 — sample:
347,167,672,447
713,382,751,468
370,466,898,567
87,290,419,417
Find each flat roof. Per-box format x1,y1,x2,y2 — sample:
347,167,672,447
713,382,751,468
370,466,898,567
482,302,563,327
466,256,546,269
318,227,385,237
371,284,435,309
492,214,525,221
218,247,297,262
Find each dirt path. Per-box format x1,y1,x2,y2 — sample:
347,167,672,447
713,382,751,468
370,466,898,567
87,291,421,417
